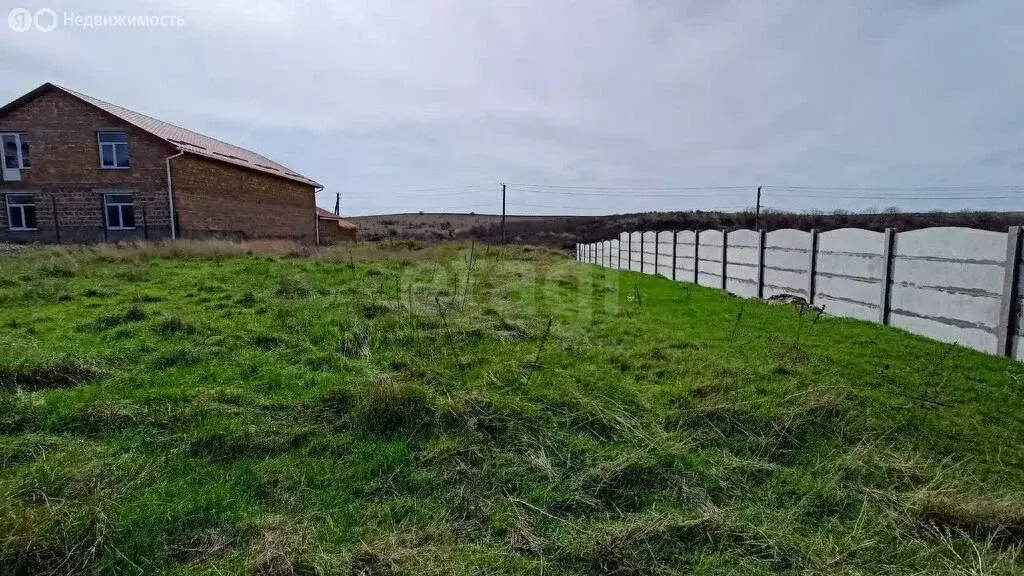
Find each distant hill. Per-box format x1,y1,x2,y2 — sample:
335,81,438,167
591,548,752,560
351,210,1024,249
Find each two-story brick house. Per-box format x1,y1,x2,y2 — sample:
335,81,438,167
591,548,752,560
0,83,325,244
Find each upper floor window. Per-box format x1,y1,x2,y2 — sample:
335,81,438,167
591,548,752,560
5,194,36,231
2,133,30,170
98,132,130,169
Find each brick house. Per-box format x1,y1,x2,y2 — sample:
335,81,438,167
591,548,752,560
316,208,359,244
0,82,329,244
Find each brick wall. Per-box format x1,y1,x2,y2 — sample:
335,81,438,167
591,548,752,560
172,155,317,242
0,86,319,244
0,89,175,243
318,217,358,244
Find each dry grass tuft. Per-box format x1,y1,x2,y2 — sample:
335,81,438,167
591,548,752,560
360,374,434,434
170,528,236,565
88,239,451,264
0,361,101,391
247,516,318,576
915,493,1024,549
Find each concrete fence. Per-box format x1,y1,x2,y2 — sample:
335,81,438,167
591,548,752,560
576,226,1024,360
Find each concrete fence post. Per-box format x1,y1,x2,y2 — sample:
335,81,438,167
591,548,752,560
756,229,766,298
878,228,896,325
671,231,678,281
693,230,700,284
639,232,645,274
627,233,632,271
720,229,728,290
806,229,818,305
997,225,1022,357
653,231,659,274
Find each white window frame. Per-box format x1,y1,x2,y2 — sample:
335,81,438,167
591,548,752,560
97,131,130,169
5,193,37,231
1,132,30,170
103,191,136,230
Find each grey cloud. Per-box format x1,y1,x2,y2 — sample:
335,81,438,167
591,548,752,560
1,0,1021,216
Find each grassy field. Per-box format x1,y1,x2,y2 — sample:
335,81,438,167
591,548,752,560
1,241,1024,575
350,210,1024,249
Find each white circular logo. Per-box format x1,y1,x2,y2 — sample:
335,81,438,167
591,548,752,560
8,8,32,32
33,8,57,32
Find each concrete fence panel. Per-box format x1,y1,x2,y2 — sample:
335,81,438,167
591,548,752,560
642,231,658,274
596,225,1024,360
629,231,643,272
697,229,724,288
763,229,811,299
890,227,1007,354
674,230,698,281
815,228,885,322
656,231,675,279
726,229,760,298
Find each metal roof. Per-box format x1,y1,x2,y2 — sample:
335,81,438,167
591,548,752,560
0,83,322,188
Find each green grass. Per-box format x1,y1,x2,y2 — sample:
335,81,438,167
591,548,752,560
1,241,1023,575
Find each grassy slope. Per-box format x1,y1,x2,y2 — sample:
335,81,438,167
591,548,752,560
1,242,1023,575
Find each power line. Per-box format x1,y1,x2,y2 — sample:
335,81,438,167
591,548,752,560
506,183,751,191
766,184,1022,191
512,187,751,198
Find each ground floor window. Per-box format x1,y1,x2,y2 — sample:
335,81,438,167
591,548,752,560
104,192,135,230
5,193,36,230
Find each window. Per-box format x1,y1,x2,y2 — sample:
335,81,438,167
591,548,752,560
2,133,30,169
103,193,135,230
98,132,130,168
5,194,36,231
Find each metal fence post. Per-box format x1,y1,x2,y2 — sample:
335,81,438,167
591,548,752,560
878,228,896,325
51,196,61,244
997,225,1022,357
142,205,149,241
100,195,108,242
806,229,818,304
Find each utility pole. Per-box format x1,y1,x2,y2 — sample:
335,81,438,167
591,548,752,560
754,186,762,229
334,192,341,216
501,183,507,244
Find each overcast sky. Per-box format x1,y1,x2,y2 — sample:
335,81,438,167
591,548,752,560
2,0,1022,215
